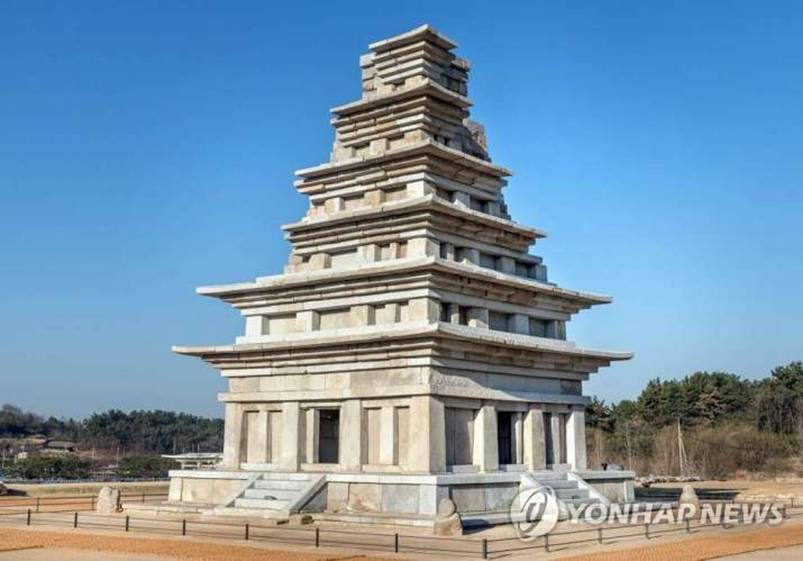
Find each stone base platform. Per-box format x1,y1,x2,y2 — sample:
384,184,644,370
146,468,635,530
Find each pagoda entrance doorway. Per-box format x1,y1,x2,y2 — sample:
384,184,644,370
318,409,340,464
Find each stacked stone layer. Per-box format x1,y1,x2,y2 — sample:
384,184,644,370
176,25,630,477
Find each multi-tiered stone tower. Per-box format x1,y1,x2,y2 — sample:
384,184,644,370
167,25,633,527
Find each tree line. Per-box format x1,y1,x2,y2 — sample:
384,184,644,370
587,361,803,478
0,405,223,455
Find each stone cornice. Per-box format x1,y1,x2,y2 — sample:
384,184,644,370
172,321,631,363
282,195,542,240
195,256,610,310
330,79,472,118
294,139,510,181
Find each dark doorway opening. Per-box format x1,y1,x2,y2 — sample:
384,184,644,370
544,413,554,465
318,409,340,464
497,411,513,465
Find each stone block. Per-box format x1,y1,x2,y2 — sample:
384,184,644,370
327,482,349,512
96,486,121,514
484,483,518,512
348,483,381,512
381,484,419,514
450,485,486,513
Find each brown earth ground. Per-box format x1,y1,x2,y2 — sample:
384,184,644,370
3,521,803,561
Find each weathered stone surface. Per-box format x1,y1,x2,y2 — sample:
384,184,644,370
348,483,381,512
327,482,349,512
437,497,456,517
433,513,463,536
678,484,700,518
166,23,633,522
381,484,418,514
96,486,120,514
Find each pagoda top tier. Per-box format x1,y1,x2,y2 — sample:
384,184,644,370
360,25,468,100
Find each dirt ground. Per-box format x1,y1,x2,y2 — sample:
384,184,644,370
4,520,803,561
0,528,396,561
557,521,803,561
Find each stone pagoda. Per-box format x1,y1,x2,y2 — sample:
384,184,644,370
165,25,634,528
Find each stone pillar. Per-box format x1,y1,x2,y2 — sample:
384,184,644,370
296,310,320,332
467,307,489,329
408,396,445,473
353,304,375,326
406,180,434,198
498,256,516,274
369,138,388,155
462,248,480,265
523,405,546,470
452,191,471,207
222,403,244,468
513,412,524,464
379,406,397,465
407,237,438,257
279,402,302,471
441,242,455,261
566,406,588,470
359,243,380,263
305,408,319,464
324,197,345,213
473,404,498,472
409,297,440,322
245,315,268,337
247,410,270,464
340,400,363,471
509,314,529,335
550,413,564,466
448,303,461,324
363,189,384,208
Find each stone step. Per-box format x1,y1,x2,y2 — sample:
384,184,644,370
243,488,300,500
555,488,589,500
258,473,312,481
213,506,290,520
253,479,308,491
234,497,291,510
532,480,579,490
528,471,571,481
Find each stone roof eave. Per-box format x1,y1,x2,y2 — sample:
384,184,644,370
172,322,632,364
330,80,472,118
194,256,611,308
294,139,510,181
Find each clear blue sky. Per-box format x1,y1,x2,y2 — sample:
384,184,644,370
1,1,801,419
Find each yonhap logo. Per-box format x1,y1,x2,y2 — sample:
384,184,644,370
511,484,560,540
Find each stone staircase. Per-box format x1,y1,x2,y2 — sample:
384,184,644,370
461,471,604,528
214,473,323,518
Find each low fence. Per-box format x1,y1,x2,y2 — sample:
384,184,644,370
486,501,803,557
0,499,801,559
0,510,479,557
0,492,168,514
